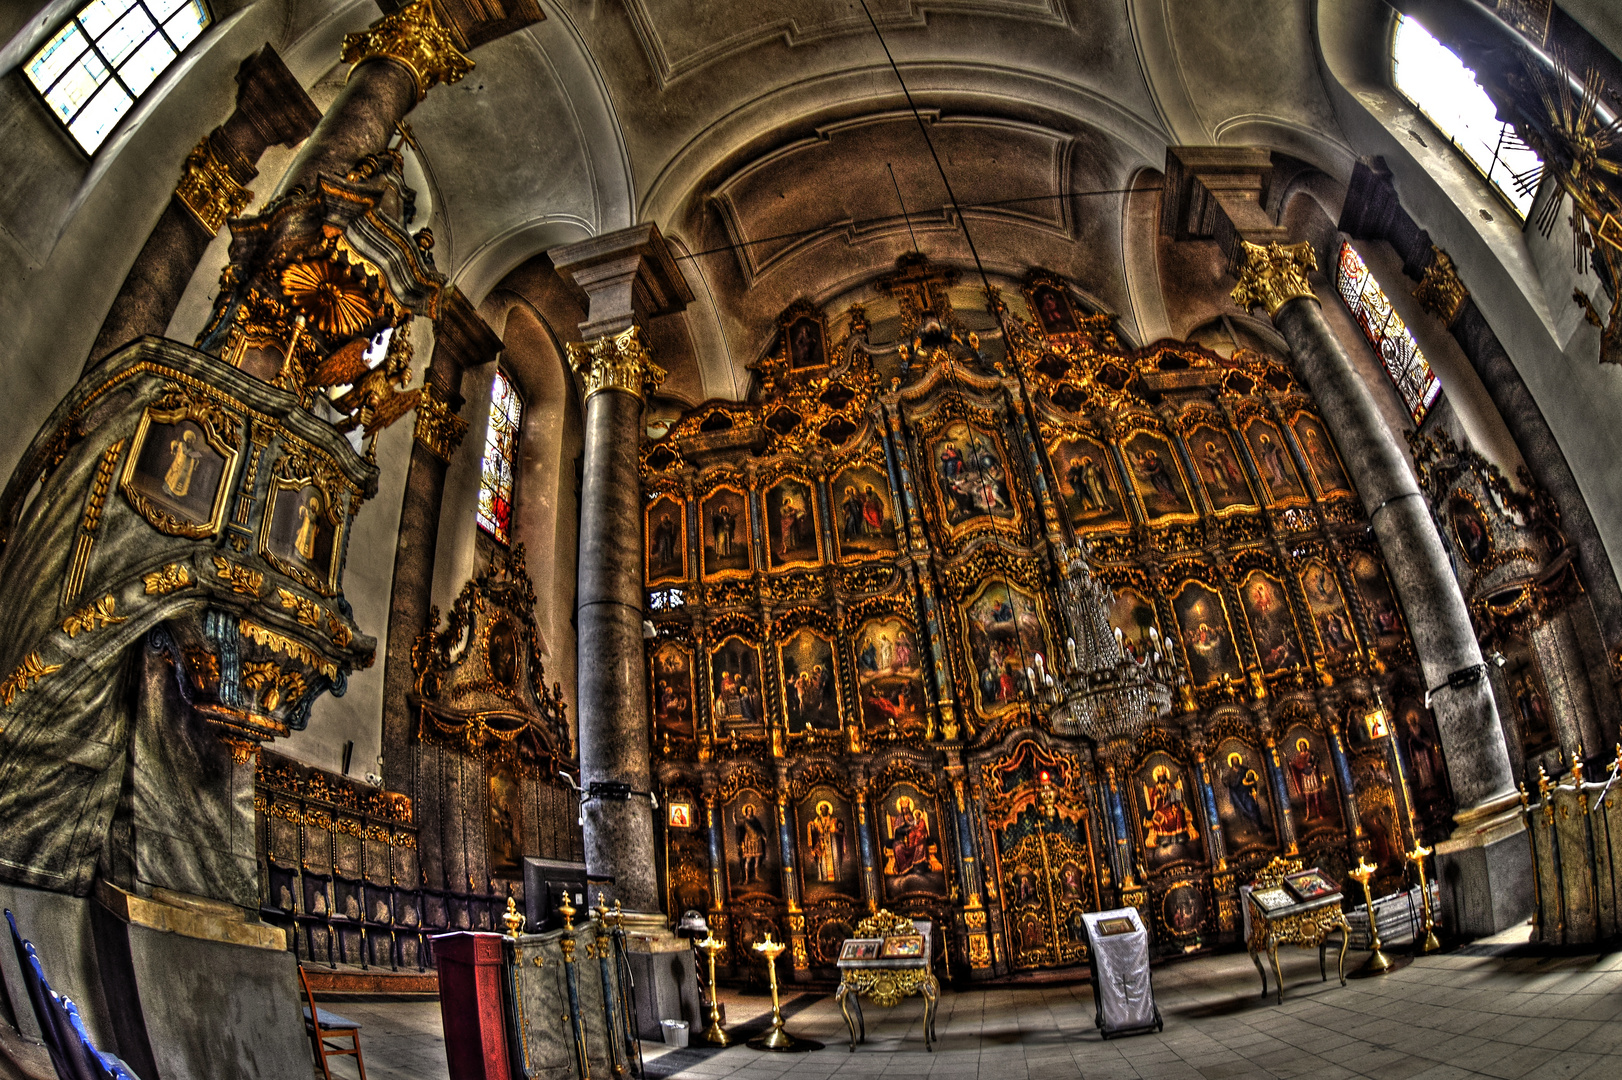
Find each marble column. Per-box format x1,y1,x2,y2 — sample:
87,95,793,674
550,225,692,915
1232,240,1529,934
87,45,319,370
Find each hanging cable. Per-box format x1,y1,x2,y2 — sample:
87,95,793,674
887,162,921,253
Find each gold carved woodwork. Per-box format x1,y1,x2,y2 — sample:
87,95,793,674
1412,246,1469,325
839,967,935,1009
142,563,193,595
340,0,473,102
242,661,308,713
278,588,324,629
568,326,666,402
1230,241,1319,317
175,137,252,234
213,555,264,597
240,619,339,681
61,595,126,639
64,440,126,605
0,652,62,707
413,379,468,462
120,386,242,541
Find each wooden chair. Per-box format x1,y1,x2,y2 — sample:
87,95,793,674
298,964,367,1080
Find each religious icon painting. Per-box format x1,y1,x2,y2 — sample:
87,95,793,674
261,474,344,593
1171,581,1242,686
1347,551,1405,648
1028,281,1081,336
723,787,779,898
927,420,1019,531
1237,570,1303,674
1186,424,1255,512
709,636,765,738
784,311,828,371
853,614,927,736
1242,418,1307,504
1282,868,1339,902
650,641,697,741
1213,737,1276,853
1282,724,1341,829
1049,435,1128,531
486,616,521,691
1107,586,1160,663
832,462,897,559
1395,699,1449,802
700,485,751,579
485,759,523,877
962,579,1049,718
879,782,947,899
1133,752,1204,872
1448,493,1493,568
1300,559,1358,654
1121,430,1195,521
778,628,840,734
764,476,820,569
797,788,859,901
645,493,686,584
1160,882,1207,938
121,404,238,539
1290,414,1351,497
1510,666,1557,755
667,802,693,829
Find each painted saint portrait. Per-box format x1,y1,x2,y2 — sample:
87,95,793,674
1134,752,1203,872
1030,283,1079,335
1050,435,1128,531
650,642,696,740
1188,425,1254,511
1301,559,1357,654
1449,496,1493,567
1162,883,1207,938
265,482,339,586
486,761,523,876
1213,738,1275,852
779,628,839,734
1243,418,1306,503
1238,570,1302,674
1121,431,1194,520
854,615,927,736
709,636,764,738
487,618,519,690
645,494,686,583
1108,586,1160,663
1397,700,1449,800
880,783,946,898
1291,415,1351,496
929,421,1017,528
1348,551,1404,647
786,314,827,370
765,477,820,569
1172,581,1241,685
124,413,234,537
1512,671,1556,753
798,789,858,900
700,486,751,578
832,463,897,558
1282,725,1340,828
963,580,1048,717
723,788,778,897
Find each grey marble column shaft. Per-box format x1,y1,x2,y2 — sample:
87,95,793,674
1272,297,1515,814
576,383,659,912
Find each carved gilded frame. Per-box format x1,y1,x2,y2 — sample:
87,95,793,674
698,480,754,581
257,443,350,596
120,393,242,540
775,622,844,740
760,470,823,572
644,489,688,584
909,397,1029,549
829,451,901,562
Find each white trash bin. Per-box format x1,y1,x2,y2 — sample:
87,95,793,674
661,1020,690,1048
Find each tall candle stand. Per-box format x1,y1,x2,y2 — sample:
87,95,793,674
697,933,730,1046
747,934,811,1051
1406,843,1441,954
1348,857,1393,974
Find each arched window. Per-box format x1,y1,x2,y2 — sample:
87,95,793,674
477,369,524,544
26,0,212,153
1391,14,1541,217
1336,242,1441,425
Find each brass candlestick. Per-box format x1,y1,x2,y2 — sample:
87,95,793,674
747,934,808,1051
1406,843,1441,954
697,933,730,1047
1348,857,1393,974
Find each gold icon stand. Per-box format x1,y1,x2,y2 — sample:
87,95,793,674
1349,857,1394,975
697,933,730,1046
1407,843,1441,954
746,934,816,1052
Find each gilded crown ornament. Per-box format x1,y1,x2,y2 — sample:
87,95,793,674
1230,240,1319,316
568,326,666,401
341,0,473,102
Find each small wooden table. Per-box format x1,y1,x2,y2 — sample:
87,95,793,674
834,911,939,1052
1245,859,1350,1004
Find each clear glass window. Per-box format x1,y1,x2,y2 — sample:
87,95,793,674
1391,14,1542,218
25,0,211,153
1336,242,1443,425
477,370,524,544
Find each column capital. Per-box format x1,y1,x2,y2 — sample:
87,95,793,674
1230,240,1319,317
342,0,474,103
412,378,469,462
175,138,253,234
567,326,667,402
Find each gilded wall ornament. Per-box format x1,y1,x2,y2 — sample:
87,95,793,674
0,652,61,708
1230,241,1319,317
175,137,252,234
412,379,468,462
568,325,666,402
61,595,126,639
1412,246,1469,325
340,0,473,102
142,563,193,596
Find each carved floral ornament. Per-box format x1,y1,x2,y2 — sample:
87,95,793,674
1230,241,1319,317
340,0,473,102
174,137,251,235
567,325,666,402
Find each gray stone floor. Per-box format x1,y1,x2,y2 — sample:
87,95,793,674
318,928,1622,1080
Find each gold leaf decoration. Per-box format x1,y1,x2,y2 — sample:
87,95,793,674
143,563,192,595
280,259,377,339
61,595,127,638
213,556,263,597
0,652,62,707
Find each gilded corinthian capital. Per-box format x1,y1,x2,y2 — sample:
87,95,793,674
175,138,252,233
567,326,667,402
1230,240,1319,317
341,0,473,102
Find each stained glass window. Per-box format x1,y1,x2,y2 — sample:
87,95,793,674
1336,242,1442,425
26,0,212,154
477,370,523,544
1391,14,1542,217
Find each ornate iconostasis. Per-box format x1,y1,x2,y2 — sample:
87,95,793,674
644,255,1445,982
